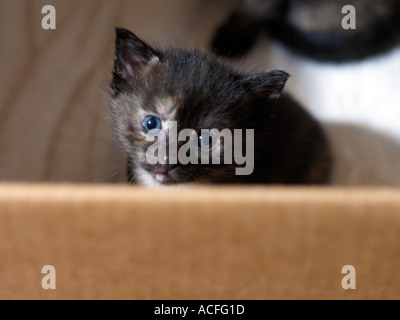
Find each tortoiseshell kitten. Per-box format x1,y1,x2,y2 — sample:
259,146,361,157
109,28,331,187
212,0,400,62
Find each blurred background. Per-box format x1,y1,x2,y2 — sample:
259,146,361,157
0,0,399,185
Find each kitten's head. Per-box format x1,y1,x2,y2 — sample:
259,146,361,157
110,28,288,186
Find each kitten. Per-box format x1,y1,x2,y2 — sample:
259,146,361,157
109,28,332,186
212,0,400,62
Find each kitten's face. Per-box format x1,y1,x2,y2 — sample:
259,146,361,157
110,29,288,186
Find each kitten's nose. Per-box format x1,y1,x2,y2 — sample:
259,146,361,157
153,163,177,175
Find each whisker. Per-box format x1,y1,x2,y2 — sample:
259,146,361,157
92,170,122,183
108,171,120,180
129,174,136,185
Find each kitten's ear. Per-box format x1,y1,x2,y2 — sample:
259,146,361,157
112,28,159,93
242,70,289,100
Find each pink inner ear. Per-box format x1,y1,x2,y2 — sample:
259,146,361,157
119,57,138,82
124,63,135,79
119,49,148,82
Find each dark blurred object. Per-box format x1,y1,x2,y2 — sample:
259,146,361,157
211,0,400,62
211,13,261,58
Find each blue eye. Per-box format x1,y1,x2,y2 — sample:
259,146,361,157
199,135,214,149
143,116,161,132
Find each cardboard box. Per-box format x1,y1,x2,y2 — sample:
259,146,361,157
1,184,399,300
